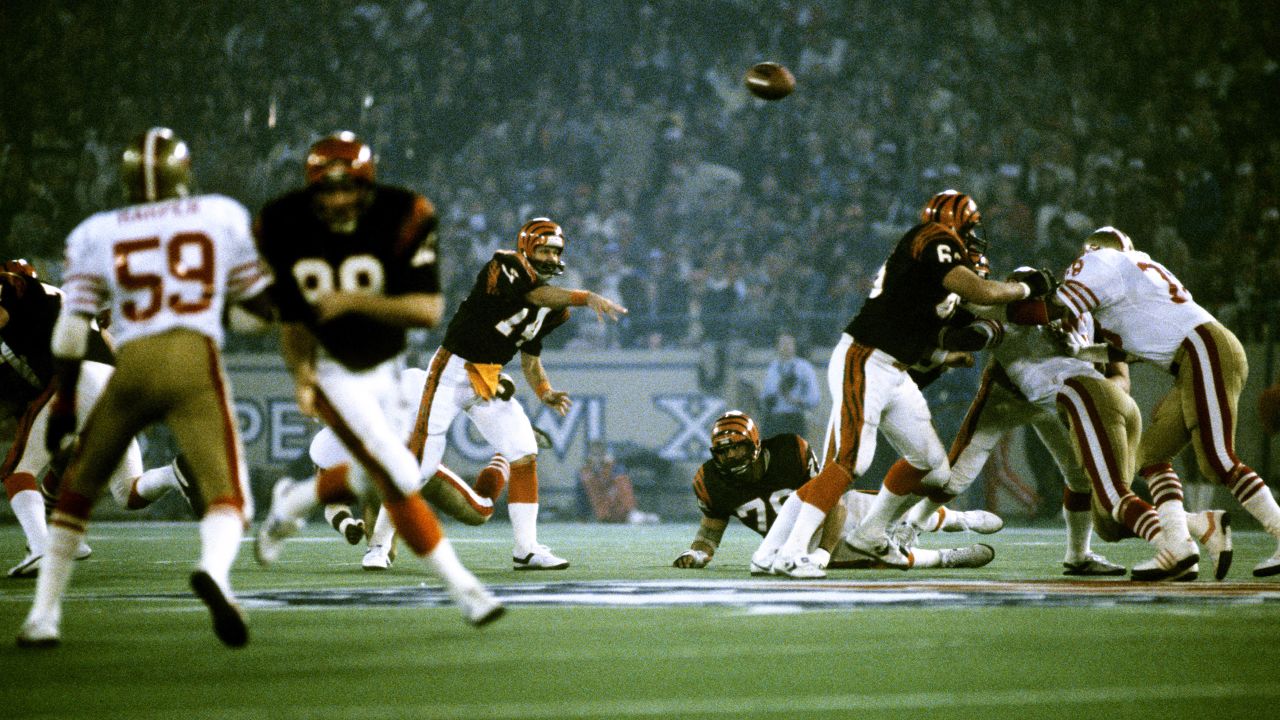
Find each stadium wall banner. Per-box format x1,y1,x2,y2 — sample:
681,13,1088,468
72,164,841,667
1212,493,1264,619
221,343,1273,491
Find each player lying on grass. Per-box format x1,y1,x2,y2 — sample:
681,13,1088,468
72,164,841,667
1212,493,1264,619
673,411,999,576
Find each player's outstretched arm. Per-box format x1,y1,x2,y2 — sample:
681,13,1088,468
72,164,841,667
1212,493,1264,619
521,351,570,416
674,517,728,569
525,285,627,321
943,265,1051,306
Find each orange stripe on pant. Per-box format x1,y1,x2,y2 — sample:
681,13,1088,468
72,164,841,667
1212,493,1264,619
833,342,872,472
408,349,451,461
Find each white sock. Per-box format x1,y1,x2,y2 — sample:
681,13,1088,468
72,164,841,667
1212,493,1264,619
779,502,829,558
907,547,941,568
1156,500,1191,546
424,537,477,588
27,523,82,624
275,478,320,521
11,489,48,554
198,506,244,589
369,506,396,547
134,466,180,501
1240,489,1280,537
509,502,539,553
904,499,944,531
856,486,916,538
1063,509,1094,561
755,493,804,560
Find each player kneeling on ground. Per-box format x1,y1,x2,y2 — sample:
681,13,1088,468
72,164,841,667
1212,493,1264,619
673,411,998,577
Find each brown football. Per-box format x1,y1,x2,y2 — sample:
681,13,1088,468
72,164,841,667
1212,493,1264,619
744,62,795,100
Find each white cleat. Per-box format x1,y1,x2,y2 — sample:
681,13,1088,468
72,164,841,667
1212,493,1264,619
1062,552,1126,576
949,510,1005,534
888,521,922,551
7,550,41,579
938,543,996,569
772,553,827,579
362,544,392,571
1195,510,1233,580
1253,540,1280,578
1131,538,1199,581
450,583,506,627
74,541,93,561
513,544,569,571
749,547,778,576
254,480,303,566
16,614,61,649
841,528,912,569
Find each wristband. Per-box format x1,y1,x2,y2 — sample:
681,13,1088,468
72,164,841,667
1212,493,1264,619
568,290,590,306
535,380,552,399
1015,282,1032,300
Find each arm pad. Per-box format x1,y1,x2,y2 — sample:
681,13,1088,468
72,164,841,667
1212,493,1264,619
50,313,93,359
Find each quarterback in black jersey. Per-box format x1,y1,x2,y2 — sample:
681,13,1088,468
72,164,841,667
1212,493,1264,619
673,412,998,573
408,216,626,571
756,190,1053,577
254,133,503,628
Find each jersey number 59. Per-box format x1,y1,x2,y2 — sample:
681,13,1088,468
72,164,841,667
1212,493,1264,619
114,233,215,321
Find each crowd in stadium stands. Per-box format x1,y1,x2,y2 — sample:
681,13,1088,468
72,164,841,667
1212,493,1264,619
2,0,1277,354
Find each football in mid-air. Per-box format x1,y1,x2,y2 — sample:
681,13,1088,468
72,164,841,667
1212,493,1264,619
743,62,795,100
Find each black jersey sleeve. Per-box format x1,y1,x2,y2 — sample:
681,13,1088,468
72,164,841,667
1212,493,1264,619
913,226,968,286
386,193,441,296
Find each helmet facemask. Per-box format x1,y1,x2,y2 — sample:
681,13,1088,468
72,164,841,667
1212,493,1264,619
517,218,567,280
305,132,376,234
709,411,761,476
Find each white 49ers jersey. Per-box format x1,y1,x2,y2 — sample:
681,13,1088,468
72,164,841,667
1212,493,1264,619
993,315,1102,407
62,194,268,349
1055,247,1213,370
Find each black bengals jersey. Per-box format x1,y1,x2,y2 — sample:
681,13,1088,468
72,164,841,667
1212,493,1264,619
442,250,569,364
255,184,440,371
0,273,112,406
847,222,974,365
692,434,818,536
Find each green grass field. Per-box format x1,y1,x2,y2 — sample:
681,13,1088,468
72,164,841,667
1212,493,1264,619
3,520,1280,719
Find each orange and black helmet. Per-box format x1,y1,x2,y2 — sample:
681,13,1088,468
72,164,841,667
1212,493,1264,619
305,131,375,187
516,217,567,279
710,410,762,475
121,127,191,203
921,189,986,254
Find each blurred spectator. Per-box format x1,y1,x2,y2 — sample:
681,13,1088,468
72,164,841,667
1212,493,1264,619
0,0,1273,350
576,440,659,524
758,332,821,441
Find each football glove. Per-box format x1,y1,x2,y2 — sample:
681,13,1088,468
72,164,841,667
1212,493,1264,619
1008,267,1057,298
673,549,711,569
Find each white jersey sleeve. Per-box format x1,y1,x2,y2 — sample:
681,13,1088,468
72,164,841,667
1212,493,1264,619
992,319,1102,408
1054,248,1213,370
60,194,268,350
